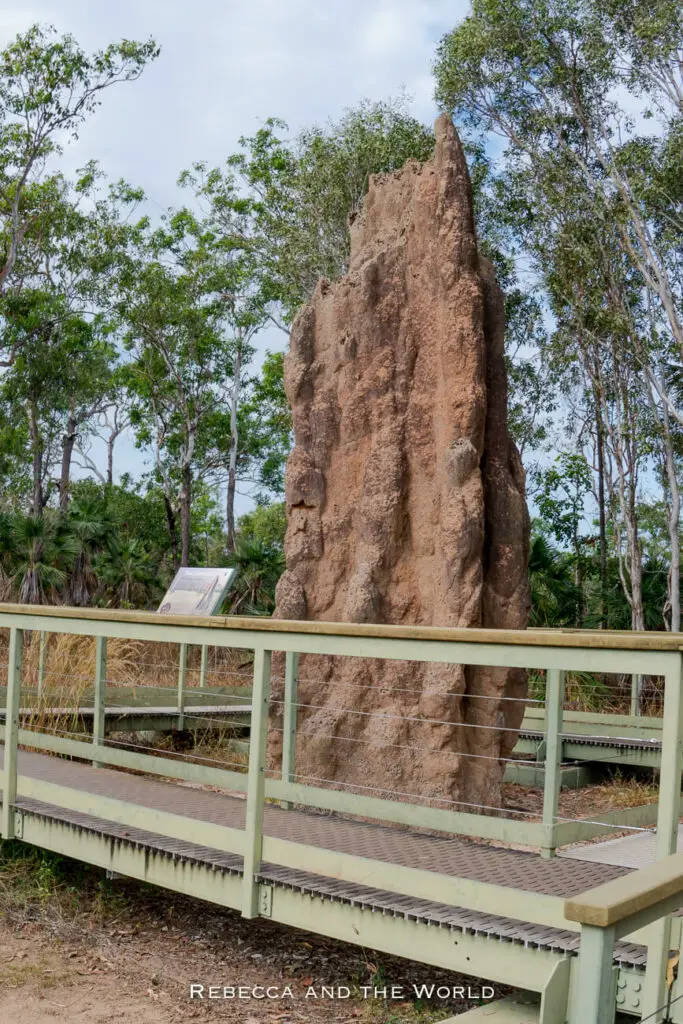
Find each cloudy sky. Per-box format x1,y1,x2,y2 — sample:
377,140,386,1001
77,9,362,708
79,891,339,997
1,0,469,510
3,1,465,209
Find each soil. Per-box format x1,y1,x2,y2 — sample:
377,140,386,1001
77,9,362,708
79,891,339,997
0,875,502,1023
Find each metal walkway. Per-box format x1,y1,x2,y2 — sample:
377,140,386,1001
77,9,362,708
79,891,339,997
0,703,251,735
4,607,683,1021
0,743,645,968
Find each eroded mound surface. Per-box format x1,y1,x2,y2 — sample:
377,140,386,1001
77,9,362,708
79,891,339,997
273,115,530,810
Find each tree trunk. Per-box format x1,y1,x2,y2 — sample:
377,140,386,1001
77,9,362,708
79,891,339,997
661,396,681,631
59,409,77,510
630,545,645,631
226,338,243,553
627,492,645,631
179,462,191,567
105,411,126,487
573,522,584,627
163,494,180,572
29,400,43,517
226,462,237,553
595,404,608,627
106,434,115,487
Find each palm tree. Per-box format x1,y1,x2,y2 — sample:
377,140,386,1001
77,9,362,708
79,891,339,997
529,534,581,627
226,537,284,615
63,498,113,606
94,537,160,608
0,511,16,599
11,513,75,605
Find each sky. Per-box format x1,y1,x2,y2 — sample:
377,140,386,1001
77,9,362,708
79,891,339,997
1,0,469,515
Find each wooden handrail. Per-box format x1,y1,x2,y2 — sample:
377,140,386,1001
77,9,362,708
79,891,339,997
1,602,683,651
565,850,683,928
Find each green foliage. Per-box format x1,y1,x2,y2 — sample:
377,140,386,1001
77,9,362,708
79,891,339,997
219,502,287,615
536,454,592,551
225,536,284,615
237,353,292,497
528,532,581,627
229,97,435,321
6,512,74,605
94,538,161,609
0,23,158,291
236,502,286,550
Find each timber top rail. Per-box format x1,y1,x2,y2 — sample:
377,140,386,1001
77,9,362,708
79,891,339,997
3,606,683,1021
0,744,637,949
2,602,683,651
565,851,683,929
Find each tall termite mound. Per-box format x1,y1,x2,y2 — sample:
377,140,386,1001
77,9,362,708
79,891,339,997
272,114,530,810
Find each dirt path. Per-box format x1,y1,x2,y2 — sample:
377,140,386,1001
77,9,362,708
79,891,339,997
0,871,497,1023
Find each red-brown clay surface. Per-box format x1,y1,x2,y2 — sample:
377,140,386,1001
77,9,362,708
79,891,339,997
273,115,530,812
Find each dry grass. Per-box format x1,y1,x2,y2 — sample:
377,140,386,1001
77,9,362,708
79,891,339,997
527,668,665,717
0,630,253,692
0,631,253,716
504,768,660,821
0,629,253,777
582,771,659,810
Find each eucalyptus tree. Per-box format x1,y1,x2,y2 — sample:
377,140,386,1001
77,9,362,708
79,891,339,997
435,0,682,369
177,165,272,549
117,208,247,567
0,24,158,297
239,351,292,499
0,172,124,514
0,290,116,515
226,97,435,323
435,0,683,627
74,401,130,488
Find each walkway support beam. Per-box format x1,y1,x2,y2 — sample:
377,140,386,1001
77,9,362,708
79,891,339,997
570,924,617,1024
177,642,188,731
242,646,272,918
642,652,683,1021
280,651,299,810
541,668,565,858
1,627,23,839
92,636,107,769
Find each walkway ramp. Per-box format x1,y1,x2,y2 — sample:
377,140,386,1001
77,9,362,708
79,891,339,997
0,744,646,967
2,605,683,1022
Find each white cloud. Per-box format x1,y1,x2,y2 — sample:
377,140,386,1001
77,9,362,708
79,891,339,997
1,0,466,205
1,0,468,508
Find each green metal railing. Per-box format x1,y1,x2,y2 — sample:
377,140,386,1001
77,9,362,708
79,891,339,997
0,605,682,1022
566,852,683,1023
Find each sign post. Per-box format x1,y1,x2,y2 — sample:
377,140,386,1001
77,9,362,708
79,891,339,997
157,568,238,723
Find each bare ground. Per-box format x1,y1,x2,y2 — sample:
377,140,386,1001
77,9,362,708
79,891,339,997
0,860,502,1024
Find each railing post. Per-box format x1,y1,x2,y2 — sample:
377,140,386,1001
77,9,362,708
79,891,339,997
280,651,299,810
242,646,272,919
1,627,23,840
541,668,565,858
569,924,617,1024
92,636,107,769
642,652,683,1021
177,642,188,731
630,673,642,716
37,631,47,697
199,644,209,689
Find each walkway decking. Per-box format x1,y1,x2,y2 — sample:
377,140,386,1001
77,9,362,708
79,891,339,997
0,743,649,968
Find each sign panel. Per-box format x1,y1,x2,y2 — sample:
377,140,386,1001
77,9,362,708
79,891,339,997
157,567,237,617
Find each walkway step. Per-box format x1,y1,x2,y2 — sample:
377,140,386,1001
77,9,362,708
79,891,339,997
444,994,540,1021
